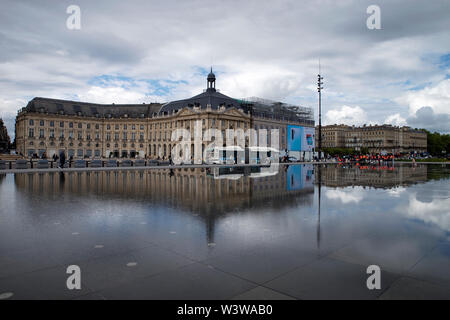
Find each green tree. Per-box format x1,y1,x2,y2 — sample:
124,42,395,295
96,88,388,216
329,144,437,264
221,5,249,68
0,118,11,152
424,130,449,156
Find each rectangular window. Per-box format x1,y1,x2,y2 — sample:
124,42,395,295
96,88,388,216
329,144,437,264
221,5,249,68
39,129,44,138
78,131,82,140
95,124,99,129
106,124,110,130
132,124,136,130
95,132,100,139
60,121,64,127
69,122,73,128
123,132,127,140
40,120,44,126
50,121,54,127
87,123,91,129
69,131,73,138
131,132,136,140
140,125,144,130
28,128,34,137
78,123,82,129
124,124,127,130
86,132,91,140
106,133,111,141
115,124,119,130
49,129,55,138
29,119,34,126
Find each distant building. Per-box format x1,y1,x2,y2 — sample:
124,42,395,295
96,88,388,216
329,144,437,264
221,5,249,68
315,124,427,154
0,118,10,152
15,70,314,159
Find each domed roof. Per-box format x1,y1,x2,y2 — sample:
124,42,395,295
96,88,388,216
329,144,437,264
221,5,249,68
207,67,215,80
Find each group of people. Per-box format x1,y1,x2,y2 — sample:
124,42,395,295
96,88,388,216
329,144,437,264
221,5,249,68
35,151,173,168
335,154,396,164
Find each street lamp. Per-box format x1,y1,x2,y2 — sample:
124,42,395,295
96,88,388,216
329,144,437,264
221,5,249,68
317,74,323,160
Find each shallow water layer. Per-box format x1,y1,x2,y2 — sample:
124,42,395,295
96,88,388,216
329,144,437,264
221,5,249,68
0,163,449,300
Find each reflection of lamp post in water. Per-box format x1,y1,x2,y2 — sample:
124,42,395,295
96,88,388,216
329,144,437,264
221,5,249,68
205,212,216,247
317,164,322,252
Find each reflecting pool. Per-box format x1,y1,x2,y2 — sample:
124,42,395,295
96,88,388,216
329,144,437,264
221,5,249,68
0,163,449,299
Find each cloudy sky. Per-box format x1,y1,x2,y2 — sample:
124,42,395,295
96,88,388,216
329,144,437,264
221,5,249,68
1,0,449,139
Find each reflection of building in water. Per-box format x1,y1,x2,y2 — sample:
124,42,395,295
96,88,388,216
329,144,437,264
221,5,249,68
13,166,314,244
318,164,428,188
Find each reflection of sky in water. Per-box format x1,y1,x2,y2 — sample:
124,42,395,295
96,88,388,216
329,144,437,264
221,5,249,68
0,164,449,277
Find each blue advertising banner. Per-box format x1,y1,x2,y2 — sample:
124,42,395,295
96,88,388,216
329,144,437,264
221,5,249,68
303,126,315,152
287,125,303,151
287,125,315,152
286,164,314,191
286,165,303,190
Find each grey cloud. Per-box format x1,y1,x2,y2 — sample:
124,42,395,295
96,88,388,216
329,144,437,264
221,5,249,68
407,107,450,133
0,0,449,136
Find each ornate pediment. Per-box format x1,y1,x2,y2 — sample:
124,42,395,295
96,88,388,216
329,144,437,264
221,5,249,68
222,107,248,117
174,107,197,117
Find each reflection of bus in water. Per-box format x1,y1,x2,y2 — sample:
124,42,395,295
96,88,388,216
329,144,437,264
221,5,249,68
206,166,260,179
205,146,279,165
207,164,278,180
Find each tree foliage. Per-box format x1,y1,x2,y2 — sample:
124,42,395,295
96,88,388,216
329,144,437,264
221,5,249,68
424,130,450,156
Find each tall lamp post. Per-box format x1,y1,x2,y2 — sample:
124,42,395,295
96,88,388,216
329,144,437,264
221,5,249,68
317,73,324,160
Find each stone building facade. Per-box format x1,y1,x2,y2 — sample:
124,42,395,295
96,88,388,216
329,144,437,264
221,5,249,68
315,124,427,154
15,71,314,159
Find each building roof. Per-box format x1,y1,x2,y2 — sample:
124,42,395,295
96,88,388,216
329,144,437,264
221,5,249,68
159,90,242,114
24,97,162,119
20,70,315,126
